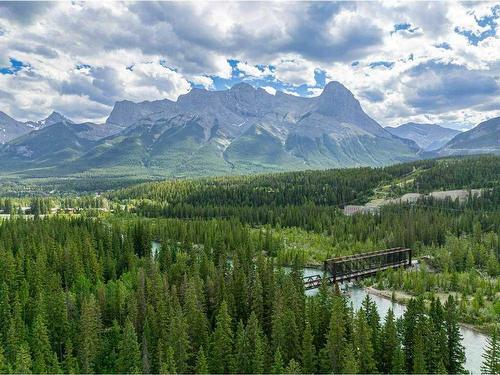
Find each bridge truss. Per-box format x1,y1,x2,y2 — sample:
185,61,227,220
303,247,412,290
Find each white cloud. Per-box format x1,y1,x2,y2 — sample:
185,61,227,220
261,86,276,95
0,1,497,128
119,62,191,102
236,61,272,78
273,58,317,86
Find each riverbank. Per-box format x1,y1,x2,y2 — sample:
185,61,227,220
365,286,489,335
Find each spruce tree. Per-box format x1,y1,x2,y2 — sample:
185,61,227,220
251,272,264,325
428,297,447,374
210,301,234,374
379,308,401,374
271,347,285,375
14,342,32,374
320,294,346,373
169,297,191,374
30,314,54,374
391,344,405,374
0,345,9,374
63,339,79,374
196,346,209,374
285,359,302,374
79,295,102,373
354,308,377,374
436,359,447,374
341,343,358,374
245,312,265,374
159,345,177,374
362,294,381,360
403,298,425,373
444,296,466,374
234,320,248,373
481,327,499,375
184,280,209,354
412,330,427,374
117,319,141,374
301,320,316,374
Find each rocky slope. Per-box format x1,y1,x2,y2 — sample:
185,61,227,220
0,111,30,144
437,117,500,156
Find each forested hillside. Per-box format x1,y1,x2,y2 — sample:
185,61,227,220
0,155,498,374
0,217,488,374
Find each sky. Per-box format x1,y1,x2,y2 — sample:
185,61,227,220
0,1,499,130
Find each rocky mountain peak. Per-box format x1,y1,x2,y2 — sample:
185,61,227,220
229,82,255,92
314,81,375,130
320,81,353,96
45,111,71,125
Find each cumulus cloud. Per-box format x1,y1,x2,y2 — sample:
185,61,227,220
273,58,317,86
0,1,53,24
0,1,498,128
403,61,499,112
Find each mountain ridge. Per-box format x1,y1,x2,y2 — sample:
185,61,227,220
437,117,500,156
386,122,461,151
3,82,497,179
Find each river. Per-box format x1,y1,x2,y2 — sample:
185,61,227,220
302,268,487,374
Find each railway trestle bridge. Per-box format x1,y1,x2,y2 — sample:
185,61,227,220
303,247,412,290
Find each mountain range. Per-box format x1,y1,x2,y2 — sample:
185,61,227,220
0,82,498,179
386,122,460,151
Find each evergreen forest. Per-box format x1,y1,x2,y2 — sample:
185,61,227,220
0,155,498,374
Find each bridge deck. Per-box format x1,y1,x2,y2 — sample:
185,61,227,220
303,247,411,290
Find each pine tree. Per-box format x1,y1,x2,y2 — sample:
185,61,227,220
362,294,381,361
245,312,266,374
392,344,405,374
251,272,264,325
481,327,499,375
169,296,190,374
320,293,346,372
184,280,209,354
444,296,466,374
0,345,10,374
301,320,316,374
285,359,302,374
79,295,102,373
159,345,177,374
428,297,447,374
63,339,79,374
196,346,209,374
341,343,358,374
48,352,62,374
234,320,248,373
436,359,447,374
403,298,425,373
353,308,377,374
117,319,141,374
271,347,285,375
14,342,32,374
379,308,401,374
413,330,427,374
210,301,233,374
30,314,54,373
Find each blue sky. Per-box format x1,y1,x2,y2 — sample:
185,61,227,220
0,1,498,129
